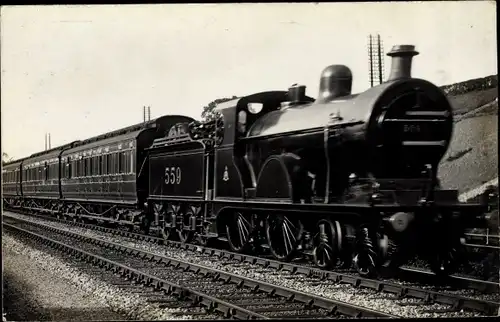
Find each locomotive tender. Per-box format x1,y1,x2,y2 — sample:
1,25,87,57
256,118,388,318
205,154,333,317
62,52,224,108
2,45,495,277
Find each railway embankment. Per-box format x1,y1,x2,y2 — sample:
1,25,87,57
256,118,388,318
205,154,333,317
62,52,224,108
441,74,498,115
438,74,498,194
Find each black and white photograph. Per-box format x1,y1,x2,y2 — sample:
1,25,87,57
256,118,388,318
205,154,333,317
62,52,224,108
1,1,498,320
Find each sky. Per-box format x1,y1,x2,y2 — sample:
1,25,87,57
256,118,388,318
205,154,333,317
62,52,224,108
1,2,497,160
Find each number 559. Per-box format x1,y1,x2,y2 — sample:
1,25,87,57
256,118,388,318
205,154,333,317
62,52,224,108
164,167,181,185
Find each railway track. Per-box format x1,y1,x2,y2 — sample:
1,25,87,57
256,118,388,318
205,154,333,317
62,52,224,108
4,209,498,292
3,216,397,319
3,211,499,317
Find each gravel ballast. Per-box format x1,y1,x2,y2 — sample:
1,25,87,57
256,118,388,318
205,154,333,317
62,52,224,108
2,232,220,320
5,212,492,318
2,234,125,321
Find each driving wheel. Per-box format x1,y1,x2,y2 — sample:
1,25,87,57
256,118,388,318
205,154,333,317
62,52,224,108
265,214,303,261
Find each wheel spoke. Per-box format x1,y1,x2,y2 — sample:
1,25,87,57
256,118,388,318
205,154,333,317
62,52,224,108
282,225,291,255
227,212,254,253
266,215,302,261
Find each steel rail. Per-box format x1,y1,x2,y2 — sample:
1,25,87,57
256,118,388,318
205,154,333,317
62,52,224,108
3,223,268,320
4,211,499,315
3,218,395,319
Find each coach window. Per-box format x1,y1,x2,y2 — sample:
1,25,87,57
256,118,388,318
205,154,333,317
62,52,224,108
108,154,112,175
66,158,71,179
53,163,57,180
44,162,49,180
92,156,97,176
111,153,115,174
88,156,93,176
102,154,109,175
106,154,112,175
131,150,135,174
74,158,78,178
95,156,100,176
103,154,108,175
98,155,103,175
84,157,88,177
123,151,128,173
117,152,121,174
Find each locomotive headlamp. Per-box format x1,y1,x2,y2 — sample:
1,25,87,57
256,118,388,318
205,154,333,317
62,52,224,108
387,212,414,232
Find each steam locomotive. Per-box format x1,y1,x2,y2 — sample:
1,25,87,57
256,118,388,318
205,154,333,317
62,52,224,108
3,45,495,277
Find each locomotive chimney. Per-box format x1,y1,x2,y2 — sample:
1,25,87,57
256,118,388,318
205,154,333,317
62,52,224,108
387,45,419,81
316,65,352,103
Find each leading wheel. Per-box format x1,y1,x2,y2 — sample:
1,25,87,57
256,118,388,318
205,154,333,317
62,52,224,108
265,214,303,262
226,212,254,253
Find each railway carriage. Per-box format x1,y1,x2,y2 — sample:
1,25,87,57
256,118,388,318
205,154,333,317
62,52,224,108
2,159,25,207
20,143,78,214
57,115,196,227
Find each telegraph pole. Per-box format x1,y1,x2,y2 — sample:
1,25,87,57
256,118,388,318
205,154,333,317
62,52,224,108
143,106,151,122
367,34,386,87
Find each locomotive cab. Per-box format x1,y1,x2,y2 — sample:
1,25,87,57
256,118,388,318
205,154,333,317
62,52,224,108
212,92,308,200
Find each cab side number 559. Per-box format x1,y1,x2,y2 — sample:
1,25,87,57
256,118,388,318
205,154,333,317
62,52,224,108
165,167,181,184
